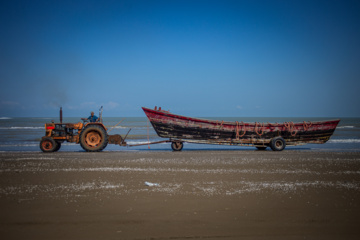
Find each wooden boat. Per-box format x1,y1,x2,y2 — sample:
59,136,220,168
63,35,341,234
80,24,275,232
142,107,340,151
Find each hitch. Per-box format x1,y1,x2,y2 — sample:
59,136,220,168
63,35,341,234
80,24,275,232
107,128,131,146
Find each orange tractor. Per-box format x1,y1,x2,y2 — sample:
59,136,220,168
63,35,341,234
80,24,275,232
40,107,127,152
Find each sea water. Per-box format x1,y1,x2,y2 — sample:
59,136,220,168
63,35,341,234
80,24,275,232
0,116,359,152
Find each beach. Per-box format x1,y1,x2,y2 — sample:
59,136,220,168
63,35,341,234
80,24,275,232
0,150,359,239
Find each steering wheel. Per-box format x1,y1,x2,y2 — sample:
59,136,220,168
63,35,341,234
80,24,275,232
81,118,89,123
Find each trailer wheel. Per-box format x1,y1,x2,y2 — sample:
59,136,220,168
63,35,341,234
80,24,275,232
80,125,108,152
40,137,58,152
270,137,286,151
171,141,183,151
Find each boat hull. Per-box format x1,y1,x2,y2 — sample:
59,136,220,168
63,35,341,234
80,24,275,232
142,107,340,147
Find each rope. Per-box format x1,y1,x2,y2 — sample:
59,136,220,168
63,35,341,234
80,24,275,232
216,120,224,129
147,119,150,149
107,119,125,133
219,120,224,129
235,121,240,140
255,122,264,136
303,121,312,131
284,121,297,137
235,121,246,140
239,121,246,137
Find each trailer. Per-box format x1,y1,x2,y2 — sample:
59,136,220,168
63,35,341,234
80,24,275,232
141,106,340,151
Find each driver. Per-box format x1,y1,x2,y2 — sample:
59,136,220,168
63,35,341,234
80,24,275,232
82,111,98,123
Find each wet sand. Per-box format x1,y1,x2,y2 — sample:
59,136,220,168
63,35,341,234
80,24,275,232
0,150,360,239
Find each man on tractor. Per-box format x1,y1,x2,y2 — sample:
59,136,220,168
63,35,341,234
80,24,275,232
82,111,98,123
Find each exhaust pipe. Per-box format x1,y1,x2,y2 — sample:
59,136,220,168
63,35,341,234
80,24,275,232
60,107,63,124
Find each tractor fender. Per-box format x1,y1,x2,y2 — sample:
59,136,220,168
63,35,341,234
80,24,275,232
84,122,107,131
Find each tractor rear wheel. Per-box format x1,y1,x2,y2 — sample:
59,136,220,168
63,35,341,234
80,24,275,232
80,125,108,152
40,137,58,153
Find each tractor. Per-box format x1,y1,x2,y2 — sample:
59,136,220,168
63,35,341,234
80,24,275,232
40,107,126,152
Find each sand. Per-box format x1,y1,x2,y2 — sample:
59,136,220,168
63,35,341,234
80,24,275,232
0,150,360,239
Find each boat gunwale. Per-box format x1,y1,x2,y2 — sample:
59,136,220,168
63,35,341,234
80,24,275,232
142,107,341,127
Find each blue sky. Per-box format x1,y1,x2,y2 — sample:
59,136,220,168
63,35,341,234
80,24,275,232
1,0,360,117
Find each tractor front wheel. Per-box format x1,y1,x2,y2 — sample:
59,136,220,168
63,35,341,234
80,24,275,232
40,137,58,153
80,125,108,152
54,141,61,152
